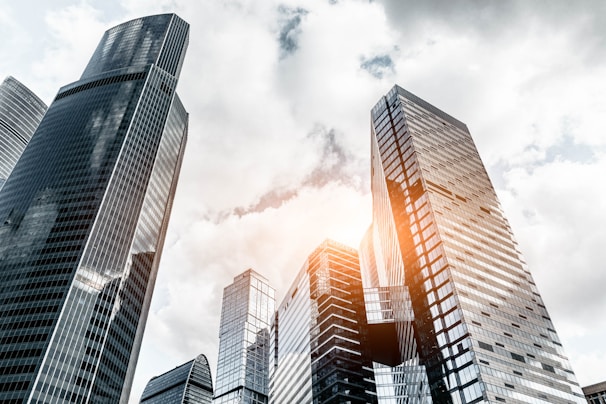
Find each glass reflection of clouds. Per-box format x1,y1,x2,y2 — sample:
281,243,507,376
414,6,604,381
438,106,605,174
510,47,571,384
0,14,189,403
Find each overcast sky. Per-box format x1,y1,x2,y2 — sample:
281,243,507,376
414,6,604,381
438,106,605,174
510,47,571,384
1,0,604,401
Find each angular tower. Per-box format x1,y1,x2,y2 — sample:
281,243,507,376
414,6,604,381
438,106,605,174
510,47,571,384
0,76,47,189
0,14,189,403
269,240,376,404
214,269,275,404
140,354,214,403
366,85,585,403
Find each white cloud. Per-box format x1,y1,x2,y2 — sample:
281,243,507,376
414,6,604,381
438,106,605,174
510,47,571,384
2,0,605,401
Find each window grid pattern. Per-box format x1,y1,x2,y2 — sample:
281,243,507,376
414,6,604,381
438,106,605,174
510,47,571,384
584,382,606,404
369,85,586,404
214,270,275,404
81,14,189,80
141,354,213,404
0,77,47,189
0,13,188,403
270,240,377,404
357,127,432,403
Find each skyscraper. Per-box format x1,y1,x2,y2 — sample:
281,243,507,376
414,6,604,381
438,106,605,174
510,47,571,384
214,269,275,404
0,14,189,403
140,354,214,404
366,85,585,403
269,240,376,404
0,76,47,189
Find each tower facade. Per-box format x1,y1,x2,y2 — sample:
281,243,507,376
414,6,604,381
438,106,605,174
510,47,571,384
214,270,275,404
0,14,189,403
269,240,376,404
367,85,585,403
360,210,431,403
140,354,214,404
0,76,47,189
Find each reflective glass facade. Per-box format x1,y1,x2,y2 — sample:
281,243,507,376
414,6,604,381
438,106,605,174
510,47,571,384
368,85,585,403
214,270,275,404
0,14,189,403
269,267,313,404
360,284,432,403
0,76,47,189
270,240,376,404
140,354,213,403
360,219,431,403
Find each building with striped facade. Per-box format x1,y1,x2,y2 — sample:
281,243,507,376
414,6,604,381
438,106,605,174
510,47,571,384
0,13,189,403
141,354,213,403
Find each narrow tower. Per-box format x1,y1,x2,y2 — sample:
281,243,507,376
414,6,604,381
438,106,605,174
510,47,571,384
366,85,585,403
0,14,189,403
214,270,275,404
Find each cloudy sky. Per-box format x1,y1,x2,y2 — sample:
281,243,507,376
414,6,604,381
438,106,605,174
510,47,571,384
1,0,605,400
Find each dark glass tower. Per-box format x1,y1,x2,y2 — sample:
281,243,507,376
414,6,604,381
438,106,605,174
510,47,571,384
140,354,214,403
269,240,376,404
0,76,47,189
367,85,585,403
0,14,189,403
214,269,275,404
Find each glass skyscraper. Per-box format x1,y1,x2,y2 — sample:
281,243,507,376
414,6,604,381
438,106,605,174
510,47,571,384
269,240,376,404
367,85,585,403
583,381,606,404
140,354,214,403
0,76,47,189
268,264,313,404
214,269,275,404
0,14,189,403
